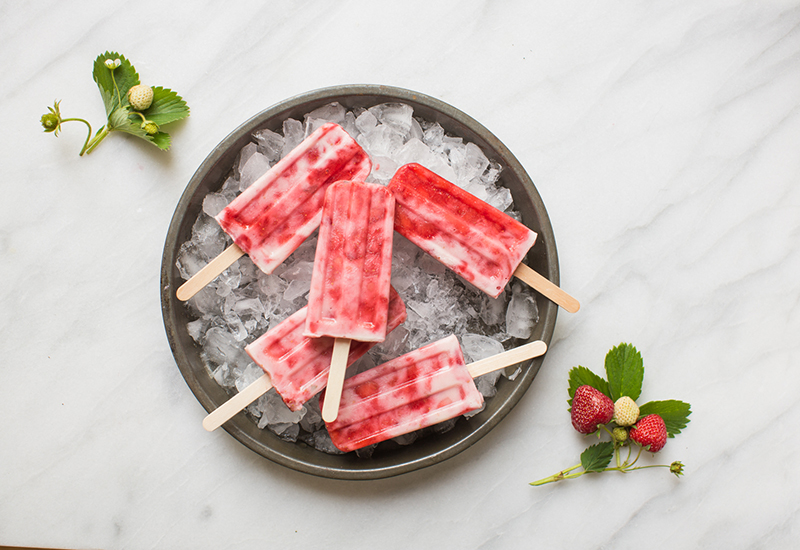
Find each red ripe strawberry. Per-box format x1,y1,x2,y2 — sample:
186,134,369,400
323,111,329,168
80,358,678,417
629,414,667,452
571,385,614,434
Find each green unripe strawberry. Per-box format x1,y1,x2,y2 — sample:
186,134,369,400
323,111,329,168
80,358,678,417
141,121,159,135
128,84,154,110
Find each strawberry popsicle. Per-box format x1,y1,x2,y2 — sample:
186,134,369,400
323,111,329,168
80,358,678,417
176,122,372,301
305,180,396,422
323,334,547,452
388,163,579,312
201,287,407,432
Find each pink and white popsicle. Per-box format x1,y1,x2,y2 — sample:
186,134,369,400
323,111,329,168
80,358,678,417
177,123,372,301
322,334,547,452
201,287,407,432
304,180,396,422
388,163,579,312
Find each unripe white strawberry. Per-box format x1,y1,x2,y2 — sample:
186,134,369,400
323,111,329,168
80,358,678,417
614,396,640,426
128,84,154,110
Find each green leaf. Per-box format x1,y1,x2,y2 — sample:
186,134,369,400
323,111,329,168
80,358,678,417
605,343,644,401
567,366,610,409
580,442,614,473
638,400,692,437
140,87,190,126
115,120,173,151
107,106,132,130
92,52,140,117
146,131,172,150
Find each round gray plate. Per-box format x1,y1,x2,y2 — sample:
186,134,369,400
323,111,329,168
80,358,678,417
160,85,559,480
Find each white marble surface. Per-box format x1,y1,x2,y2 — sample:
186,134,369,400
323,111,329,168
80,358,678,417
2,1,799,548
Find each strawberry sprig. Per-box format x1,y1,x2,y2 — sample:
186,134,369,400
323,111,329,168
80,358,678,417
530,343,691,486
40,52,189,155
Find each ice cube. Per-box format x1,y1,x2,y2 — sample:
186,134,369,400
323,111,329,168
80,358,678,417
480,291,508,326
282,118,304,157
461,333,505,363
506,282,540,339
256,389,306,426
223,311,248,342
342,111,358,138
355,109,378,135
202,327,250,368
299,398,323,433
368,103,413,136
202,192,229,218
253,128,284,163
481,160,502,187
234,297,265,320
235,363,264,392
278,260,314,301
357,124,405,158
176,241,207,280
369,156,398,184
422,122,445,151
186,317,208,343
238,150,271,190
304,102,346,129
487,186,513,212
312,428,345,454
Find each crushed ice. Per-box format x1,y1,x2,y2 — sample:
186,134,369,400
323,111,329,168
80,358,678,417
177,102,541,454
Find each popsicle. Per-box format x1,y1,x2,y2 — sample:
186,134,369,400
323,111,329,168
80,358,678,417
388,163,579,312
201,287,407,432
323,334,548,452
176,122,372,301
304,180,396,422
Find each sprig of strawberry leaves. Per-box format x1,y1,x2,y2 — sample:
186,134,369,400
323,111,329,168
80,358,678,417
532,343,691,486
40,51,189,155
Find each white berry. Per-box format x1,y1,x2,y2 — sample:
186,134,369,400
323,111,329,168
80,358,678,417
128,85,154,110
614,396,640,427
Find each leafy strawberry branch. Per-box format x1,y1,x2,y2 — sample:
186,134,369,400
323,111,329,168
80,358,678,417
531,343,691,486
40,52,189,155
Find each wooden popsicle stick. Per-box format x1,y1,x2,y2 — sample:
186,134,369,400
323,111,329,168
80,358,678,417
467,340,547,379
321,338,352,422
202,373,273,432
176,243,245,302
513,263,580,313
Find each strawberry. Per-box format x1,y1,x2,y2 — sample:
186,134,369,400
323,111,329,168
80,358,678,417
128,84,154,110
570,385,614,434
613,396,640,426
629,414,667,452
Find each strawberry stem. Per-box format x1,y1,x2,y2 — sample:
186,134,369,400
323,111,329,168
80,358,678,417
530,444,684,486
529,464,583,486
82,125,109,155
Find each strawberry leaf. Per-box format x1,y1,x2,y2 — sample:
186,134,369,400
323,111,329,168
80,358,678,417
605,343,644,401
638,400,692,437
580,442,614,472
568,366,610,409
92,52,139,117
114,119,173,150
140,87,190,126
